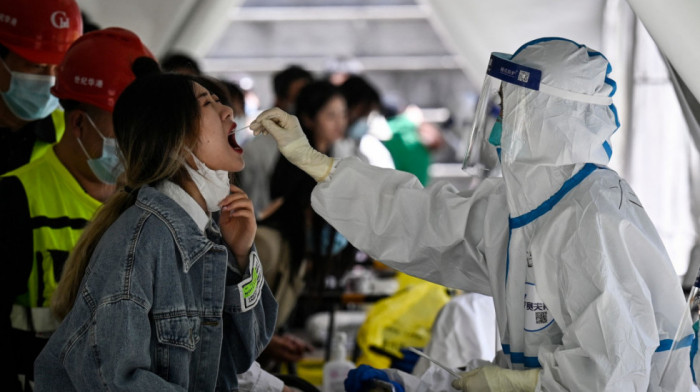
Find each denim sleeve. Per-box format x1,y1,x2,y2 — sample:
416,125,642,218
217,248,278,389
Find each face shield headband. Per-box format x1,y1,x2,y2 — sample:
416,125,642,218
462,53,614,173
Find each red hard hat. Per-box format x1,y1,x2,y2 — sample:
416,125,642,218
52,27,156,113
0,0,82,65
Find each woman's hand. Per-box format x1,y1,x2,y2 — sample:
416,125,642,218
219,185,256,267
263,334,314,363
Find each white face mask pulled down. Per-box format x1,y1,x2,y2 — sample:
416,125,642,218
184,152,230,212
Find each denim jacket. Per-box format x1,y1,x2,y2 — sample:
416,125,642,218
35,185,277,391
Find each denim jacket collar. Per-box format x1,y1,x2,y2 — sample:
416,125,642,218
135,185,219,273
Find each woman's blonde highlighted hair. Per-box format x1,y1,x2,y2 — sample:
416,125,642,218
52,66,203,320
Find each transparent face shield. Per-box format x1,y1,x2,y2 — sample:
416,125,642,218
462,53,544,174
461,75,502,176
462,52,615,174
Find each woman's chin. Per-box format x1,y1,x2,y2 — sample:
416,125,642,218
227,153,245,172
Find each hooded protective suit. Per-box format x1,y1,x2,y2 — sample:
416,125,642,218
310,38,695,391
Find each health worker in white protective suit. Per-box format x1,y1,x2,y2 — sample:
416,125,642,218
250,37,695,391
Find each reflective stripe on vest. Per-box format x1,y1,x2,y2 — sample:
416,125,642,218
10,304,61,335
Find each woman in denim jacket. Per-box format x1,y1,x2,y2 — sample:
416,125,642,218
35,62,277,391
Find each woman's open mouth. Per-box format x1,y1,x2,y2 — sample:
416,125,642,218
228,126,243,153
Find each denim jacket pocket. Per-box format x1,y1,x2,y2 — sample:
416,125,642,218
154,314,201,352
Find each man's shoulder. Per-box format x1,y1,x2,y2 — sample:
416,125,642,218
3,152,51,176
2,150,63,189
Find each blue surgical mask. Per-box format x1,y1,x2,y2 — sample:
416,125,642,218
488,118,502,147
77,114,124,184
0,58,60,121
347,117,370,140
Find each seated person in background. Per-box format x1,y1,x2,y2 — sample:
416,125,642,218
160,51,202,75
335,74,394,169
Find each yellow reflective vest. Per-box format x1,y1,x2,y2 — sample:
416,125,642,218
3,147,101,334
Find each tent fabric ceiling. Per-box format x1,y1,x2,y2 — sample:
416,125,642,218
203,7,457,73
76,0,606,88
627,0,700,115
420,0,606,87
76,0,198,57
200,1,475,118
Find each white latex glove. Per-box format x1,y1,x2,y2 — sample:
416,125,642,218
451,366,539,392
250,107,334,182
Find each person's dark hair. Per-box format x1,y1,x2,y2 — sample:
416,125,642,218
273,65,312,100
339,74,381,111
52,71,203,320
160,52,202,75
0,43,9,59
294,80,344,150
221,80,245,111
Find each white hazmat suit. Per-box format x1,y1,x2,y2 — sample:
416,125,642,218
252,37,694,391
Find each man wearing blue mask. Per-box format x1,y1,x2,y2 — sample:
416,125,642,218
0,27,156,391
0,0,83,175
336,74,395,169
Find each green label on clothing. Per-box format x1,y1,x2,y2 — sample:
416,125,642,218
238,251,263,311
243,264,258,298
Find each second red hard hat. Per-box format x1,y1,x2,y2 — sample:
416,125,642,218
51,27,156,113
